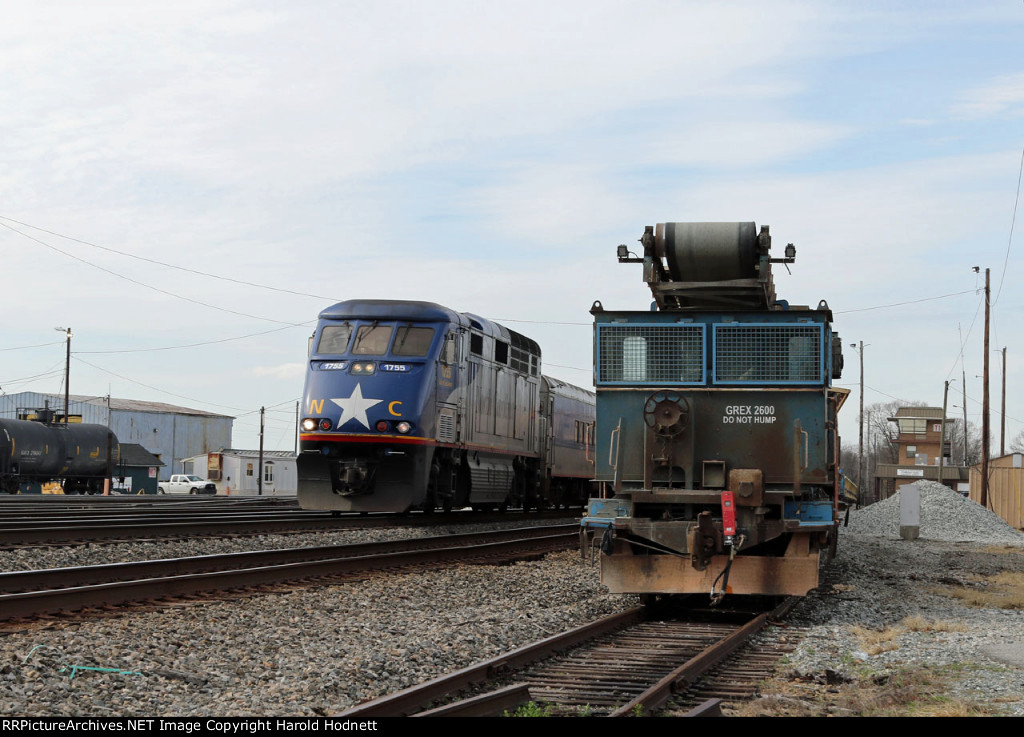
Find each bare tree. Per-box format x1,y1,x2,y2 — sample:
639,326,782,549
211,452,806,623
945,418,983,466
1010,428,1024,454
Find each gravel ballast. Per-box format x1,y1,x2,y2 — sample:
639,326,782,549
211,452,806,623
2,483,1022,716
772,481,1024,716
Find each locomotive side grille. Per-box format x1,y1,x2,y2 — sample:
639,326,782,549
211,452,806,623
597,325,704,385
713,324,822,384
510,346,531,373
437,408,457,443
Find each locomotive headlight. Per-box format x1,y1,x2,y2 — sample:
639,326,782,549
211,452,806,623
351,362,376,374
319,418,333,431
301,418,318,432
395,421,412,434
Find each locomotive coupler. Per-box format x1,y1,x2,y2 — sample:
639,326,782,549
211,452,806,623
329,461,376,496
689,512,721,570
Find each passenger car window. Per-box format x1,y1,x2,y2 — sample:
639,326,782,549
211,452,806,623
393,327,435,357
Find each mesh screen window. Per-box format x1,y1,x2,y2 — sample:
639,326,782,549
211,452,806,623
597,325,704,384
713,324,822,384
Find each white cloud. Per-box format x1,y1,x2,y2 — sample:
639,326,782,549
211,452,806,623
952,72,1024,120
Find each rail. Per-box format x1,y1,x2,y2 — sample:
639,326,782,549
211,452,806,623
0,526,577,623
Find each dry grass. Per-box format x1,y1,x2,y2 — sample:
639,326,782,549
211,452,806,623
743,665,998,717
847,616,966,656
901,614,968,633
980,545,1024,555
936,571,1024,610
849,624,901,655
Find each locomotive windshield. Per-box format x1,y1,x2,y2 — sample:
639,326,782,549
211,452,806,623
317,324,352,354
392,326,435,357
313,320,437,357
352,324,393,355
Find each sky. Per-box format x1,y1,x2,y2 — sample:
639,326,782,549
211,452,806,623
1,0,1022,456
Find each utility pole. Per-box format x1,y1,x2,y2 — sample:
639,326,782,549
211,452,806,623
959,323,968,465
939,380,950,491
65,330,70,424
55,327,72,424
1000,347,1006,457
849,342,866,503
981,268,990,508
258,406,265,496
962,366,968,464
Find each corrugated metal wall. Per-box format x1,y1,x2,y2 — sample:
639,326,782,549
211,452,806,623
969,456,1024,530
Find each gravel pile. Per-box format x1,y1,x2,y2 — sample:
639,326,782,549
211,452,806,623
779,481,1024,715
844,480,1024,546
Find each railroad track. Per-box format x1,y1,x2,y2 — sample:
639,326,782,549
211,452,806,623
0,505,576,546
0,524,577,624
339,597,799,717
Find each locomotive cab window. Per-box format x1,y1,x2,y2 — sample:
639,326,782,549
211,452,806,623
392,326,435,357
442,332,459,364
352,324,393,355
317,324,352,355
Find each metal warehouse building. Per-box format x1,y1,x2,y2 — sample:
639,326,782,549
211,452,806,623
0,392,233,480
182,449,297,495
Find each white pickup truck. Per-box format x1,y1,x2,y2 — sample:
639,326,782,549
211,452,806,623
158,474,217,495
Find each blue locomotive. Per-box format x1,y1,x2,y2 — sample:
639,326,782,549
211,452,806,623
580,222,850,599
0,416,120,494
296,300,595,512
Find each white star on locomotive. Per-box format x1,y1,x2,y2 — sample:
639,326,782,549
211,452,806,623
330,383,384,429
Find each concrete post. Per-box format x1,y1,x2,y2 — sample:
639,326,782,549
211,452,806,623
900,482,921,541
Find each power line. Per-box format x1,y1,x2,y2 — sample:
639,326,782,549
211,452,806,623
945,294,985,381
543,361,590,373
0,215,342,302
70,358,306,424
78,323,314,355
993,143,1023,308
0,340,64,353
834,289,975,315
0,220,310,327
0,366,65,386
491,317,591,325
72,356,248,414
